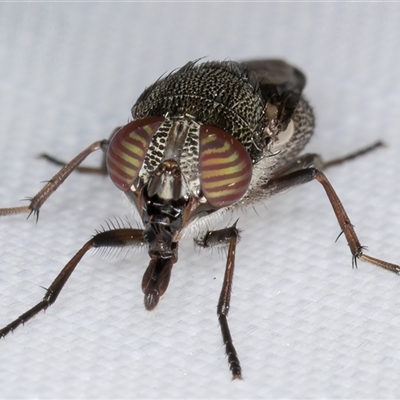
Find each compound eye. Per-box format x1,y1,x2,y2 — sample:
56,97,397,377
199,125,252,209
106,117,164,191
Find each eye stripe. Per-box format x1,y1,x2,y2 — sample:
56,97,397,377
199,125,252,208
201,160,249,187
201,140,231,154
201,174,250,189
201,160,250,179
201,151,239,167
107,158,136,184
120,130,152,154
109,143,142,169
107,149,138,177
106,117,164,191
204,187,248,200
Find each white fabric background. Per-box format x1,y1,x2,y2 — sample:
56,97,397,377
1,3,400,399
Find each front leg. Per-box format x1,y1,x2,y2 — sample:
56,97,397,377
195,223,243,380
0,228,144,338
0,140,109,219
38,127,121,175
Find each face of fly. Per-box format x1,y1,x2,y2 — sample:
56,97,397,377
105,115,252,308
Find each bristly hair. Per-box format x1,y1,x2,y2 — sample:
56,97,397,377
92,216,146,260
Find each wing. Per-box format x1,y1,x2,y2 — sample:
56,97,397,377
239,59,306,127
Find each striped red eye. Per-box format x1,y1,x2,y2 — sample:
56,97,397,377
199,125,252,208
106,117,164,191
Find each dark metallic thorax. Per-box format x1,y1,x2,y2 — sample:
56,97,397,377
132,61,266,162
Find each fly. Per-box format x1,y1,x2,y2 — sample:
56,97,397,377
0,59,398,380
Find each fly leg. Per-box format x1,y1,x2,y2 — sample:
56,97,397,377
39,153,108,175
265,167,400,273
38,127,120,175
195,223,242,380
0,139,109,219
272,141,384,178
0,228,143,338
322,141,384,169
